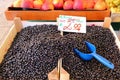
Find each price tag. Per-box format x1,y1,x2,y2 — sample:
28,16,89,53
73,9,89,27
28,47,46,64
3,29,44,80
57,15,86,33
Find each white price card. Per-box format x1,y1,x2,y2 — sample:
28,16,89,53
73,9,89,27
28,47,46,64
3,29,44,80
57,15,86,33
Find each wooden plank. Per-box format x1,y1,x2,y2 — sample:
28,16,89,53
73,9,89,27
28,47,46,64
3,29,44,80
0,17,23,63
103,17,120,50
0,27,9,44
0,25,17,63
103,17,112,28
109,26,120,50
5,9,110,20
14,17,23,32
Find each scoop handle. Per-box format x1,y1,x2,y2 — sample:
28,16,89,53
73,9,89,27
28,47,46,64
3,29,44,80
92,53,114,69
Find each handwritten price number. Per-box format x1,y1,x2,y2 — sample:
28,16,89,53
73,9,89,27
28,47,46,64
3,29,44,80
63,23,72,30
63,23,81,31
74,24,81,31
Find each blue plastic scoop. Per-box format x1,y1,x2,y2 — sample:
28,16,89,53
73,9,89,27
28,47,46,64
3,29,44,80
73,41,114,69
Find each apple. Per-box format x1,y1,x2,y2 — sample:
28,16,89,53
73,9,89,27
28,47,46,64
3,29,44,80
33,0,43,9
53,0,64,9
21,0,34,8
63,0,74,10
73,0,83,10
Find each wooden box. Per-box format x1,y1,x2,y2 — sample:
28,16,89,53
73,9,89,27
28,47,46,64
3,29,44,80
5,8,110,21
0,17,120,64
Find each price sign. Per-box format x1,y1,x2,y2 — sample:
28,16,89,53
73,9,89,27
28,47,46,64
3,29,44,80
57,15,86,33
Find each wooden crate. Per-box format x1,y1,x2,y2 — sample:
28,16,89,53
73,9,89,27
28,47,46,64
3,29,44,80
0,17,120,64
5,9,110,21
0,17,22,63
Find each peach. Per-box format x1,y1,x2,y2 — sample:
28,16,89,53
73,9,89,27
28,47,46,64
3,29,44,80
53,0,64,9
21,0,34,8
86,0,95,9
73,0,83,10
44,0,52,3
64,0,73,1
13,0,22,7
41,0,54,10
33,0,43,9
94,0,107,10
63,0,74,10
82,0,87,9
94,0,98,4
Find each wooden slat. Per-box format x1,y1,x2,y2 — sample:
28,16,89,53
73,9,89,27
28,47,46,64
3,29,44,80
5,9,110,20
103,17,120,50
0,17,23,63
103,17,112,28
109,26,120,50
0,27,9,44
0,25,17,63
14,17,23,32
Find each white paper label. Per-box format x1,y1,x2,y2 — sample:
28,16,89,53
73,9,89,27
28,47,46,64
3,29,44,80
57,15,86,33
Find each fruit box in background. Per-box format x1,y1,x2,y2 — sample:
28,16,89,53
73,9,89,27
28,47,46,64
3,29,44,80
5,9,110,21
5,0,110,21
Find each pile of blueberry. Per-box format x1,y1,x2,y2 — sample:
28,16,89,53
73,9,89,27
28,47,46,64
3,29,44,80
0,24,120,80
